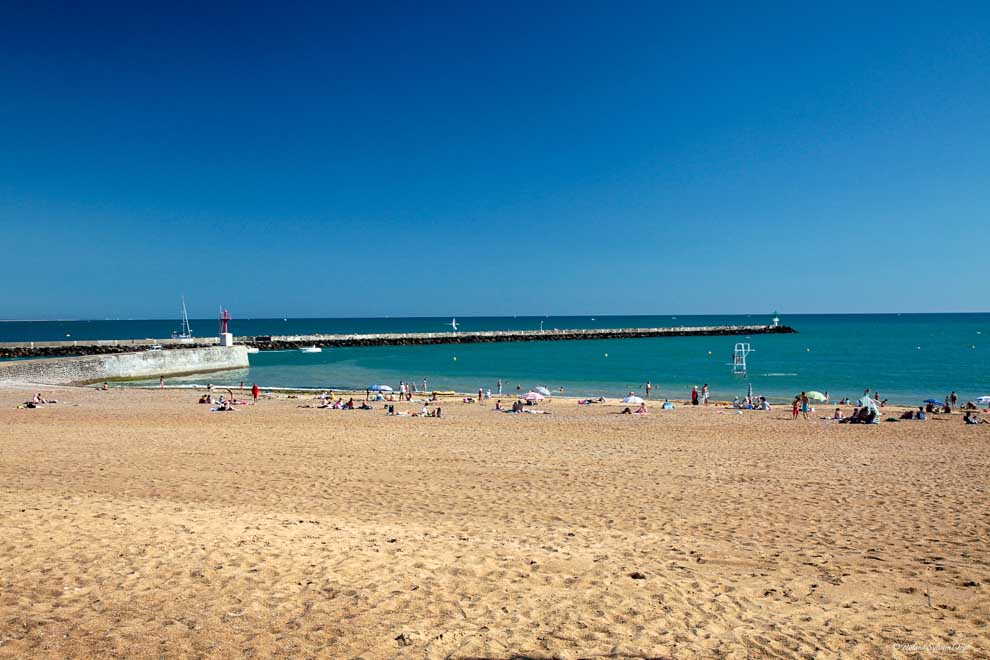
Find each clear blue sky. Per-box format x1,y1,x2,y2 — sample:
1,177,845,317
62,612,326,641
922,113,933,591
1,1,987,319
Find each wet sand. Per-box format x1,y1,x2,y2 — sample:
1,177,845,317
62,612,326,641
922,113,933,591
1,387,987,658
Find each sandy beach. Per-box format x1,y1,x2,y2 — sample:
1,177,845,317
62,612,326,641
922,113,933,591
1,386,987,658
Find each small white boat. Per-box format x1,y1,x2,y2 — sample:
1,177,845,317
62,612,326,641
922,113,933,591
245,347,260,354
299,346,322,353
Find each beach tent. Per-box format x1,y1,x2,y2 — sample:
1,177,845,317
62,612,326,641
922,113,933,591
857,396,880,414
623,395,645,404
806,391,827,402
369,384,393,392
521,391,544,402
534,386,552,396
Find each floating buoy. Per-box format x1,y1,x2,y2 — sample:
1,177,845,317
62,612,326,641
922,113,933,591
452,356,457,361
806,347,811,352
604,353,609,358
917,346,921,350
707,350,712,355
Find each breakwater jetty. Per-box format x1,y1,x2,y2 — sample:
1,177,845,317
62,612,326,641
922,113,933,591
0,324,795,358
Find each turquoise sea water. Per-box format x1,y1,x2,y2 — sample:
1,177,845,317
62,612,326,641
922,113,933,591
2,315,987,404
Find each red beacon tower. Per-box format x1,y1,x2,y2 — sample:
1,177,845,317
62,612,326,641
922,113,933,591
218,308,233,346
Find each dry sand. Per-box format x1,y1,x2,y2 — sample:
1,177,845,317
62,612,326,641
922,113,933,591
1,387,987,658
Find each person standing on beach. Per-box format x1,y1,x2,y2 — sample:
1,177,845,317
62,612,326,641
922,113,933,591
497,379,503,395
645,381,652,399
691,386,699,406
950,391,958,410
422,378,427,393
702,384,709,405
159,376,165,389
800,392,810,419
792,397,800,419
478,388,483,404
251,383,260,402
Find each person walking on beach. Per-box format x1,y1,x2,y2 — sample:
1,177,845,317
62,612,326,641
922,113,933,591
691,386,699,406
800,392,810,420
701,384,709,405
251,382,260,402
645,381,652,399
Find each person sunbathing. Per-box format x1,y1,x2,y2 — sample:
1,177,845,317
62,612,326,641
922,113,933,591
964,412,987,424
634,403,649,415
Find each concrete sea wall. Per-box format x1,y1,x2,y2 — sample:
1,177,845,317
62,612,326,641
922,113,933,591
0,346,249,386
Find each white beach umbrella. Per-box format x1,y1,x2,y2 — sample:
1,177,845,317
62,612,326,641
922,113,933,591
521,391,544,402
623,395,645,404
975,396,990,406
369,384,393,392
534,386,552,396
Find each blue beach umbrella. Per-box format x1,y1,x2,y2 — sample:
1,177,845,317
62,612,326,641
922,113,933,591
923,399,943,406
369,384,393,392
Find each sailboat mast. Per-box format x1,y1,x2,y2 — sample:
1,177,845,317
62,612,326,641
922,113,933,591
181,296,192,336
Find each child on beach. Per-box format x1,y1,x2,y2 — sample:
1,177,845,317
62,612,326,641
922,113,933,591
792,398,800,419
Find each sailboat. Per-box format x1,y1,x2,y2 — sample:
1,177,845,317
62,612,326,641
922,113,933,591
448,318,459,331
171,297,193,339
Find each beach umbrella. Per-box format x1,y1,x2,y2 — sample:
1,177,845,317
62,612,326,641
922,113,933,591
534,386,552,396
806,391,827,402
623,395,645,404
369,384,393,392
521,391,544,402
923,398,943,406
